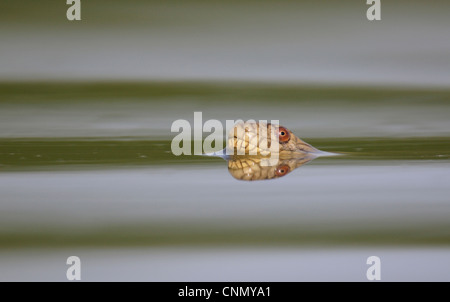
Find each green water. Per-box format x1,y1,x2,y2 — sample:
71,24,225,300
0,81,449,252
0,137,449,171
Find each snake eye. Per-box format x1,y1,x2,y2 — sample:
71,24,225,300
275,164,290,177
278,126,290,143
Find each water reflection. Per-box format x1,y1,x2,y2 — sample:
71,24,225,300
227,154,318,181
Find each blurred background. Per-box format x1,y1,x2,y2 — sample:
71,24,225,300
0,0,449,281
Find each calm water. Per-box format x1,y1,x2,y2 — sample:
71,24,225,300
0,83,449,281
2,1,450,87
1,0,450,281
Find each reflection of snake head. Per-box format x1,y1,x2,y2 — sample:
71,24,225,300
227,155,316,181
228,121,320,157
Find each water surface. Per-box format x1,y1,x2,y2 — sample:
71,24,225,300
1,82,449,281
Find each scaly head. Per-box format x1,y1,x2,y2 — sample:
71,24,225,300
228,121,320,157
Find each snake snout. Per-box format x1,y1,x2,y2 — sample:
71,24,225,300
278,131,320,155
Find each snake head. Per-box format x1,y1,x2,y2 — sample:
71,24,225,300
227,122,320,157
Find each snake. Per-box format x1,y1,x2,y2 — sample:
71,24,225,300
202,121,335,181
